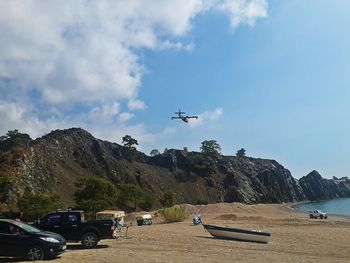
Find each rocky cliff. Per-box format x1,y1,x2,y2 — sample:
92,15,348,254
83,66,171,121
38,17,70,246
299,170,350,201
0,128,349,207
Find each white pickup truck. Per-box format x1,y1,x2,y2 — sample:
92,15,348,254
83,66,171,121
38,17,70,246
309,210,328,219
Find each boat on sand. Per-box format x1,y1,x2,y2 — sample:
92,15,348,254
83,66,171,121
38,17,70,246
203,224,271,243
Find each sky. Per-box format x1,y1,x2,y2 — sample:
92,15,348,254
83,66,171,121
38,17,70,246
1,0,350,179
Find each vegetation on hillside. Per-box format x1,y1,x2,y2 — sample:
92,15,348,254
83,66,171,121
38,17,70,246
122,134,138,161
74,176,117,219
200,140,221,159
161,190,176,208
150,149,160,156
0,173,12,204
236,148,246,157
116,183,156,211
17,191,62,221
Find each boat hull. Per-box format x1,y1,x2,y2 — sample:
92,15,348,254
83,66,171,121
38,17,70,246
203,224,270,243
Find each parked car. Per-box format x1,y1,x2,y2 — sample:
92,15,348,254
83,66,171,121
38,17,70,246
0,219,66,261
309,210,328,219
136,214,152,226
34,209,115,248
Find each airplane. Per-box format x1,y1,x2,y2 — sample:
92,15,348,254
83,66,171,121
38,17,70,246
171,109,198,123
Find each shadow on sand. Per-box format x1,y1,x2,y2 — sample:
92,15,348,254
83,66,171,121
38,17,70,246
0,256,62,262
67,244,109,250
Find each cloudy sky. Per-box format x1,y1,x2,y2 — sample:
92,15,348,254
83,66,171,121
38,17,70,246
1,0,350,179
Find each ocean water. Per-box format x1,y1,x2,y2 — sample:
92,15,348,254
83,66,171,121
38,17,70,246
294,198,350,217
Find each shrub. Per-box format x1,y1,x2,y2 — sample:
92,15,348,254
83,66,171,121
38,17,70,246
161,207,187,223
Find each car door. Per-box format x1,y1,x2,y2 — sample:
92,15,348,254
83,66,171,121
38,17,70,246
39,213,63,235
0,221,27,257
0,221,12,256
61,212,81,241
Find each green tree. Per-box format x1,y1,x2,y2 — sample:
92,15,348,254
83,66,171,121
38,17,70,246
17,191,62,221
200,140,221,159
161,191,176,208
0,173,12,203
116,183,143,211
74,177,117,219
0,130,29,146
122,135,138,149
236,148,246,157
139,192,156,211
150,149,160,156
122,135,138,161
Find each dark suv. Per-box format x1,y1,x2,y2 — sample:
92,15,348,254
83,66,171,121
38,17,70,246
0,219,66,261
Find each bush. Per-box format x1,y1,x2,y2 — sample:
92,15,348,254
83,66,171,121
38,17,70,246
160,207,187,223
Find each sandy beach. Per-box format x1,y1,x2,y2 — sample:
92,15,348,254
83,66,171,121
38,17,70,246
2,203,350,263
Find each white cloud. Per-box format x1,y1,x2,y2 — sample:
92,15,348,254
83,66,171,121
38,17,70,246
119,112,135,122
128,99,146,111
216,0,268,27
0,1,267,145
189,107,224,127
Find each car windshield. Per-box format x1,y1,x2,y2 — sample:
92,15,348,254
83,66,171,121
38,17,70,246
12,221,41,233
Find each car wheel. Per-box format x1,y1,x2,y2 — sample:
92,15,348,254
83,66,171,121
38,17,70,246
27,245,44,261
320,215,324,219
309,215,313,219
82,232,98,248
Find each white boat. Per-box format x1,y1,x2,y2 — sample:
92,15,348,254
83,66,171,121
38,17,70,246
203,224,271,243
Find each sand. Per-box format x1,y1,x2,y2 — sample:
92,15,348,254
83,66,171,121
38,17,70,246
2,203,350,263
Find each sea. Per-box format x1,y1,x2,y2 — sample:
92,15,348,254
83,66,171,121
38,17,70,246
293,198,350,217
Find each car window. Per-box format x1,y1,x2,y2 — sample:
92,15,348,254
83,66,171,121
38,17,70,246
0,222,24,235
12,221,41,233
0,222,10,234
42,214,61,225
63,213,79,223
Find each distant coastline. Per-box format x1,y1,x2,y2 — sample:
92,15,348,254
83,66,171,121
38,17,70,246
291,198,350,218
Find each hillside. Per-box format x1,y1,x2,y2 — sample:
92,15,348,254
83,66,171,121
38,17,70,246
1,128,350,208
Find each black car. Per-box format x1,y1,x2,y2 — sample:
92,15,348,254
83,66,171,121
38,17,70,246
0,219,66,261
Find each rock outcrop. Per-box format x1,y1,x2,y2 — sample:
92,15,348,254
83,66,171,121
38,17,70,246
299,170,350,201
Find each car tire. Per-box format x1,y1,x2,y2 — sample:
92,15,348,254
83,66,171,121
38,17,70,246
309,215,313,219
27,245,44,261
320,215,324,219
82,232,98,248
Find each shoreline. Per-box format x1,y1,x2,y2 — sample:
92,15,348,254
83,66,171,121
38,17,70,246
288,198,350,221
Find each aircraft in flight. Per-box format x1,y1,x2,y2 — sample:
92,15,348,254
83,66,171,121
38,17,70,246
171,109,198,123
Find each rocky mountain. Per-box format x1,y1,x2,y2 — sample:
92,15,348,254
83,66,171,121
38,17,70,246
1,128,349,208
299,170,350,200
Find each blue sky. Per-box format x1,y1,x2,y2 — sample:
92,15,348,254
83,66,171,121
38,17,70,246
1,0,349,179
